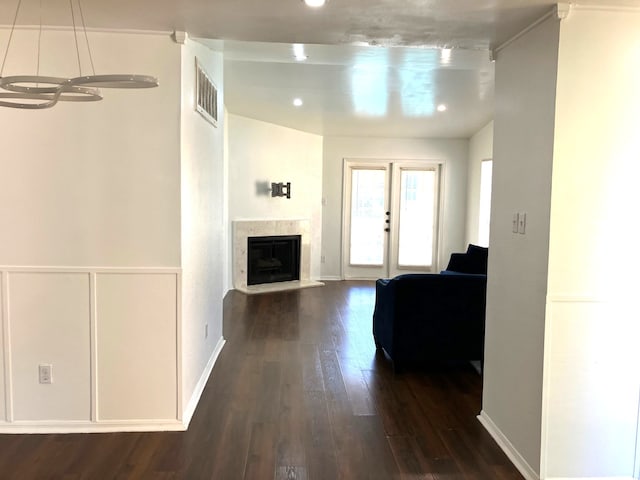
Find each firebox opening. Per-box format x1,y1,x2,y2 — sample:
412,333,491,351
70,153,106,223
247,235,301,286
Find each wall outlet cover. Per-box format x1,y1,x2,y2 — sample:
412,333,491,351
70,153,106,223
38,364,53,384
512,213,519,233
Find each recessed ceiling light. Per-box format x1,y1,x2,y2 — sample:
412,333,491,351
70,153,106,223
437,104,447,112
293,98,303,107
293,44,308,61
303,0,326,7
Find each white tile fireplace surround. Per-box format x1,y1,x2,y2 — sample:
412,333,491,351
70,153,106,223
233,219,324,294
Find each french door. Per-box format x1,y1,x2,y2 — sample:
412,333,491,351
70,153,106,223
342,159,442,280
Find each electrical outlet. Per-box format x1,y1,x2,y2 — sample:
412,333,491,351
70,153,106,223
38,364,52,384
205,323,209,339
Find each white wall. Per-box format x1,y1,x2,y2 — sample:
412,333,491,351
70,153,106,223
321,136,469,279
0,30,181,267
227,114,323,284
480,16,559,477
465,121,493,246
179,38,226,419
0,30,184,430
542,7,640,478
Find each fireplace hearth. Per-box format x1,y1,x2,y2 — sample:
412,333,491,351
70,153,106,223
247,235,301,286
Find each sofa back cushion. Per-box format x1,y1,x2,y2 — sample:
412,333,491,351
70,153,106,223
445,244,488,274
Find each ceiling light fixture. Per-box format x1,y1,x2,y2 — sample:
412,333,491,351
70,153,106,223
303,0,326,8
293,98,303,107
437,104,447,112
440,48,452,64
293,44,308,61
0,0,158,109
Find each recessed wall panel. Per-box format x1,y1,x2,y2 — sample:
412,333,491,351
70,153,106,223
0,273,5,422
96,273,177,421
10,273,91,421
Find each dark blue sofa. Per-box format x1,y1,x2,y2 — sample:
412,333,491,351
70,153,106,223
372,245,488,372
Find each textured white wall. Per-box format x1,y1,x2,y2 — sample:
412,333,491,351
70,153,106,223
180,38,227,415
227,114,323,283
542,7,640,477
465,121,493,246
320,136,469,279
481,15,560,476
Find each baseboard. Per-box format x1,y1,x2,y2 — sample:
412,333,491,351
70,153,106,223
0,419,185,434
319,275,341,281
545,477,635,480
182,336,226,427
477,410,540,480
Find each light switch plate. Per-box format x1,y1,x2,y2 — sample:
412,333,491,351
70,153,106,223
518,212,526,234
512,213,519,233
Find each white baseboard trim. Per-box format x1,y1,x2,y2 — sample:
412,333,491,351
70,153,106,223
545,477,635,480
478,410,540,480
319,276,342,281
182,336,226,428
0,419,185,434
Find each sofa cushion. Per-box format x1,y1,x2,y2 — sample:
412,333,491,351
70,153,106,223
466,244,488,274
445,244,488,274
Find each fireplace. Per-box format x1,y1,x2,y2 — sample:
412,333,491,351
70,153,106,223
247,235,301,286
233,219,323,294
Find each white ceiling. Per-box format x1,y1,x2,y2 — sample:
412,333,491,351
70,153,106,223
2,0,640,137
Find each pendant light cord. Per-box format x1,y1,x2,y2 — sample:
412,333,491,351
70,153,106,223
69,0,82,76
77,0,96,75
37,0,42,78
1,0,23,76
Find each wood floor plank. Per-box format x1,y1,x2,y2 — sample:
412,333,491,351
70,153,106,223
243,422,277,480
0,281,523,480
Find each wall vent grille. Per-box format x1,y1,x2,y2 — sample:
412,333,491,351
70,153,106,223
195,58,218,127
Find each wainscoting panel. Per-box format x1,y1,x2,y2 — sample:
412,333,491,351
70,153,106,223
9,272,91,421
0,267,181,432
96,273,178,421
0,272,6,422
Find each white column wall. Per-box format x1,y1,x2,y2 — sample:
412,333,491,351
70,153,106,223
542,7,640,478
480,15,560,477
320,136,469,279
179,38,227,421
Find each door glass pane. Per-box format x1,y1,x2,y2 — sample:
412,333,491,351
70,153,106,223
398,169,435,267
350,169,385,265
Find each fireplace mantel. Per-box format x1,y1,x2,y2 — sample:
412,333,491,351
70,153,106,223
232,219,323,294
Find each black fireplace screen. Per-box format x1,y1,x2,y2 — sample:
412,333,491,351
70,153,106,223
247,235,301,286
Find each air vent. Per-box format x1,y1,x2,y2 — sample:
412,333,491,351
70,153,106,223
195,58,218,127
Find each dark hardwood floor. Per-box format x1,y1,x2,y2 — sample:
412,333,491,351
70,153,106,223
0,281,523,479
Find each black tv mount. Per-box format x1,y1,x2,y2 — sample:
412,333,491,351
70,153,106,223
271,182,291,199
